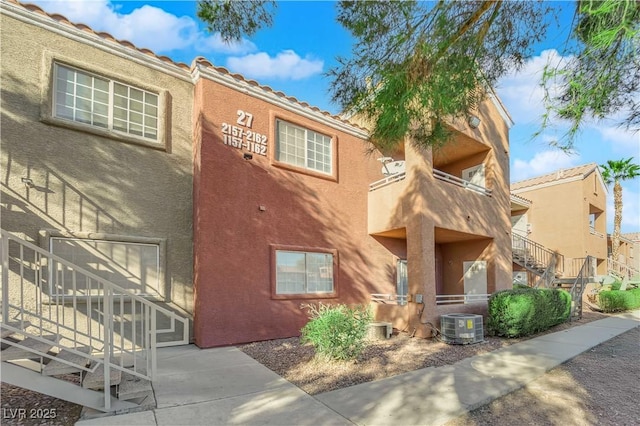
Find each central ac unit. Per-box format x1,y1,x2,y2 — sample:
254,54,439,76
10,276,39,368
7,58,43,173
440,313,484,345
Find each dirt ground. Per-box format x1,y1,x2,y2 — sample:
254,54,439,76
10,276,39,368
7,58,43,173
2,311,637,425
239,311,612,395
445,326,640,426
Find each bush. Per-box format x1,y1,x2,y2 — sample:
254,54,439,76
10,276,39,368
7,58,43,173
487,288,571,338
512,283,531,290
598,288,640,312
300,303,372,361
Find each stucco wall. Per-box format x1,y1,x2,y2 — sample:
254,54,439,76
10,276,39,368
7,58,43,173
1,13,194,313
514,173,607,264
192,77,405,347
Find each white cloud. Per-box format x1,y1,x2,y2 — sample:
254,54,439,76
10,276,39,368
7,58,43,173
226,50,324,81
589,122,640,156
31,0,255,54
606,186,640,233
511,150,581,182
497,49,569,126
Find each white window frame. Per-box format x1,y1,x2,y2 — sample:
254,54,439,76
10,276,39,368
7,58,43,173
48,237,162,297
276,120,333,175
275,250,334,295
53,63,159,142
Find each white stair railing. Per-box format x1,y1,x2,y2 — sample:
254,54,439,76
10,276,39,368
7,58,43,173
607,257,639,280
0,230,189,411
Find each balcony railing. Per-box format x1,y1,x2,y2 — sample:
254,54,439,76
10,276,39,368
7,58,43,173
433,169,492,197
589,227,605,238
369,172,406,192
436,294,490,305
370,293,408,305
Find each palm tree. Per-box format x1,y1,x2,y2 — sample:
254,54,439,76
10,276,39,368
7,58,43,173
600,158,640,263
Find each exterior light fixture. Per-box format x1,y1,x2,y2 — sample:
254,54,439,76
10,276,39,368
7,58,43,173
468,115,481,129
21,177,34,188
243,153,253,160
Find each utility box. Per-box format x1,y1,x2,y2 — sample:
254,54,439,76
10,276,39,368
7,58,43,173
440,314,484,345
367,322,392,340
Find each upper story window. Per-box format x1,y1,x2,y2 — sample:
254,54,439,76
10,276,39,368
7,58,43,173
54,64,158,141
276,120,332,175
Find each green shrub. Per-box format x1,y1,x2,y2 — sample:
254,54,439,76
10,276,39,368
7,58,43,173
487,288,571,338
512,283,531,290
300,303,372,361
598,288,640,312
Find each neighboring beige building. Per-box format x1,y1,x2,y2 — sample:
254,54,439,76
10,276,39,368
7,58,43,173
608,233,640,277
511,164,608,275
1,0,195,315
623,233,640,273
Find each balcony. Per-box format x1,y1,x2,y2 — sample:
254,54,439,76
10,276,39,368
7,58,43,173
368,170,409,236
369,172,406,192
433,169,492,197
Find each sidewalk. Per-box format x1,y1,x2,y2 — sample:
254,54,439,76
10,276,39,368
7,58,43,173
76,311,639,426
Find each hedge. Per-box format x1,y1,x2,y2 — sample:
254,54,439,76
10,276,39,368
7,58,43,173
598,288,640,312
488,288,571,337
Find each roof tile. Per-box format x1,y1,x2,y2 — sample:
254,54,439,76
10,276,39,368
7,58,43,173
511,163,598,191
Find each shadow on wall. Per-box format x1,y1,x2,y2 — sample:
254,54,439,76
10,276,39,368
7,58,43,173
193,113,401,346
1,70,194,313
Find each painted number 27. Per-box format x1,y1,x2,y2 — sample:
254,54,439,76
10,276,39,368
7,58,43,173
236,110,254,128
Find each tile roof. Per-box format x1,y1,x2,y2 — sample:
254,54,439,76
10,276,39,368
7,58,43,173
511,163,599,191
7,0,190,71
622,232,640,241
6,0,365,133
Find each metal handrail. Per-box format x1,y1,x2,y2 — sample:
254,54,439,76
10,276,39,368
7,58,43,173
607,257,639,280
433,169,492,197
436,294,490,305
569,256,594,320
370,293,408,305
369,172,406,191
512,233,564,277
0,230,189,411
534,255,557,288
589,227,605,238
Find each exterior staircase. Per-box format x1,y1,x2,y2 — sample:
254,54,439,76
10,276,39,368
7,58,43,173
0,230,189,413
511,232,595,320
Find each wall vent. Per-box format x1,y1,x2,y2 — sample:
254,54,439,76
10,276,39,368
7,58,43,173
440,314,484,345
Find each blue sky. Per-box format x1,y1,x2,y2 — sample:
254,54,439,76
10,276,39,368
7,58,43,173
31,0,640,234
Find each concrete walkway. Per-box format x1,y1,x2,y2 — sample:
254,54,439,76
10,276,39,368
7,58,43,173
76,311,639,426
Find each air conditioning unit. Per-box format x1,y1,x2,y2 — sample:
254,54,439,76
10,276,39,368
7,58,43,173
440,313,484,345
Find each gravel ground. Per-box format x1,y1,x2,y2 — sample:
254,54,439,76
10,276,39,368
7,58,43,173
445,326,640,426
239,311,610,395
1,374,82,426
0,310,627,425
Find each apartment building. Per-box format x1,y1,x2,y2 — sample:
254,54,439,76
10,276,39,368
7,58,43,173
511,164,608,276
1,0,195,315
608,233,640,278
1,0,514,351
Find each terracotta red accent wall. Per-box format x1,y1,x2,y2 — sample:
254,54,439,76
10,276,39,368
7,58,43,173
192,79,403,347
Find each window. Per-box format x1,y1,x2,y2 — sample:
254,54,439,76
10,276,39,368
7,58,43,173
275,250,333,294
49,237,162,297
54,64,159,141
397,260,408,305
276,120,332,174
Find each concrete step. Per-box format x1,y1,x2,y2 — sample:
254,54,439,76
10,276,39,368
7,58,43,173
118,370,152,401
0,321,31,339
1,334,57,361
43,346,91,376
82,360,122,390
